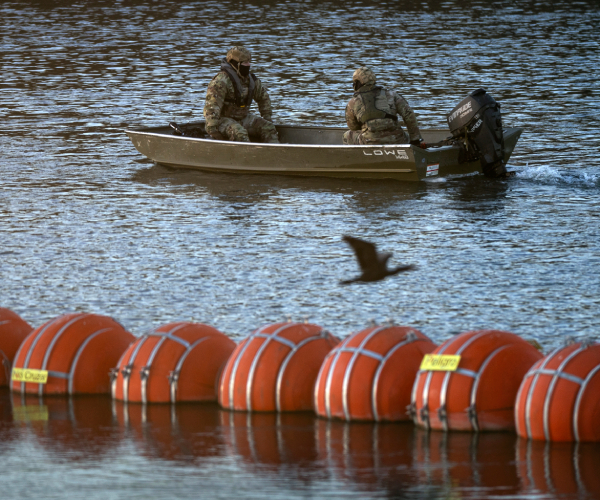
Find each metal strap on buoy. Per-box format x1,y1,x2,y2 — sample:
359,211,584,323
118,332,150,403
245,323,300,412
224,323,272,408
340,326,388,420
39,314,89,396
371,330,427,421
541,345,587,440
169,337,210,403
322,330,358,419
574,363,600,441
275,329,333,412
436,331,491,431
517,345,568,439
466,345,510,431
140,323,190,404
68,327,112,395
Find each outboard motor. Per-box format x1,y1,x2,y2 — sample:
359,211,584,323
447,89,507,178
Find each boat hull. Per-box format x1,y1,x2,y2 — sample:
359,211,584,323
125,123,523,181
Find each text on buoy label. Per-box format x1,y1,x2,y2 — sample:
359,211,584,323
420,354,461,371
11,368,49,384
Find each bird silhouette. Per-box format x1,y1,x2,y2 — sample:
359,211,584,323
340,235,416,284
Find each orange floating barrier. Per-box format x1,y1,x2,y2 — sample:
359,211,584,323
411,330,543,431
11,312,134,395
515,340,600,442
219,322,339,412
314,325,436,421
112,321,235,404
0,308,33,386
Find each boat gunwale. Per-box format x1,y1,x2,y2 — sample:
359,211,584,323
125,123,522,152
124,128,466,152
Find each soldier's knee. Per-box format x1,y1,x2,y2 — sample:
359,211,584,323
225,123,249,142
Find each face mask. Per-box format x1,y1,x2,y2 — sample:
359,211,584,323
239,64,251,77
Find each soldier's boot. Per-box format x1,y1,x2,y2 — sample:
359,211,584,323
343,130,362,145
247,116,279,143
260,121,280,143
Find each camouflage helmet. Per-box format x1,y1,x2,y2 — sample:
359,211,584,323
226,46,252,64
352,66,376,86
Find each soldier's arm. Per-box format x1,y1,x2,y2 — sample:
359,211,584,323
392,91,423,142
254,79,273,122
345,99,361,130
203,75,229,134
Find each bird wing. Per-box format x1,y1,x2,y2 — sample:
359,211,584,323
343,235,380,272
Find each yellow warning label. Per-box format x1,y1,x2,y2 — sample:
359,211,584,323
11,368,49,384
420,354,461,371
12,405,49,422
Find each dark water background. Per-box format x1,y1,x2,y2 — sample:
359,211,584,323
1,0,599,498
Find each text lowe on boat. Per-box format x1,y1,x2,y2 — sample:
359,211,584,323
125,89,523,182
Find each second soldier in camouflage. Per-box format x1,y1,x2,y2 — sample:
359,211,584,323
343,67,425,147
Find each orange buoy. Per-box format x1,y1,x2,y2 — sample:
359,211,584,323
515,340,600,442
219,322,339,412
11,312,134,395
314,325,436,421
0,308,33,386
112,321,235,404
411,330,543,431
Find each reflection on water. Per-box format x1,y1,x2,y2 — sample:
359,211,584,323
131,164,430,212
517,439,600,499
113,400,226,464
4,391,600,499
10,393,124,462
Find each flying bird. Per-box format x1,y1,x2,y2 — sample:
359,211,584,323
341,235,416,285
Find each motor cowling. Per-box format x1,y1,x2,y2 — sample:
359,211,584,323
448,89,507,177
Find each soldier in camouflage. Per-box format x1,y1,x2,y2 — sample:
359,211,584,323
343,67,426,148
203,46,279,143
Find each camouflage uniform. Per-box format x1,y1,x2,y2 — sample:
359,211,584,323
343,67,423,146
203,46,279,143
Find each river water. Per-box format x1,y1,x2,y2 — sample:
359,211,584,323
1,0,599,498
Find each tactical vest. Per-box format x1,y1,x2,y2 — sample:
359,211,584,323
355,86,398,125
220,60,256,108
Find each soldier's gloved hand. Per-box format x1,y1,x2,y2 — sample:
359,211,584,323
410,138,427,149
209,131,225,141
